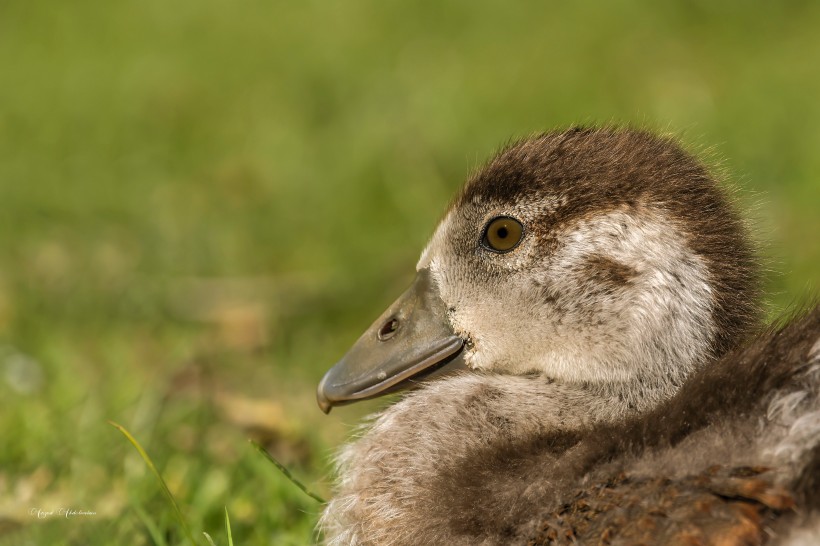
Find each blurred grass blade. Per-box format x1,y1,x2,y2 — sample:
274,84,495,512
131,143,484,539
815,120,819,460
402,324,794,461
133,502,169,546
250,440,326,504
110,421,199,546
225,507,234,546
203,532,217,546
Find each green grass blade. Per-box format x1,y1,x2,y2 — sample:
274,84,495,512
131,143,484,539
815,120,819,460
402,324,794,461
133,502,168,546
250,440,326,504
202,532,217,546
225,507,234,546
110,421,199,546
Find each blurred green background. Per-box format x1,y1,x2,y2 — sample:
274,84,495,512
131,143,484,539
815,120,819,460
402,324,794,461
1,1,818,544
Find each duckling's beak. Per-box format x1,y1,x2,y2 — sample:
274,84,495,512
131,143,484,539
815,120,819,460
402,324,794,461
317,268,466,413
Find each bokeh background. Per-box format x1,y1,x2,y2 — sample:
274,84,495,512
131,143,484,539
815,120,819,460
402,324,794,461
1,1,819,544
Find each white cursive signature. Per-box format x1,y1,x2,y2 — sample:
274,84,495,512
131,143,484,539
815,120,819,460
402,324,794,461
29,507,97,519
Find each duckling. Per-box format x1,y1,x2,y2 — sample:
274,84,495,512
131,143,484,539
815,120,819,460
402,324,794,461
316,127,820,545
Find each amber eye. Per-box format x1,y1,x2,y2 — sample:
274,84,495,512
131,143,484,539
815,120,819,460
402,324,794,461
481,216,524,253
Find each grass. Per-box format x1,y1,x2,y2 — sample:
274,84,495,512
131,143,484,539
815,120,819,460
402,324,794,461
1,1,819,544
110,422,198,545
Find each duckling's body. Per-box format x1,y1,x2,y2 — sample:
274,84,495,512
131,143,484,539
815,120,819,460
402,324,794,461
317,128,820,545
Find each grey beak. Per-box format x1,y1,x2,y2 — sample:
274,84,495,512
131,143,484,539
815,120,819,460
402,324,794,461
317,268,465,413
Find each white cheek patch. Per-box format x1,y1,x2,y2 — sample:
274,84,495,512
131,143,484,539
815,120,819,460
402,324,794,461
428,206,717,408
535,209,716,389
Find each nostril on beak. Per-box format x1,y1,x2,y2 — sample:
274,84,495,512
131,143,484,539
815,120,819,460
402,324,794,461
377,318,400,341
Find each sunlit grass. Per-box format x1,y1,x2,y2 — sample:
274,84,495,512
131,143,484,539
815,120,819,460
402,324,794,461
111,422,198,545
1,0,819,544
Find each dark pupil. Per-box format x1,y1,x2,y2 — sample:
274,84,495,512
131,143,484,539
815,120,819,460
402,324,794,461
496,226,508,239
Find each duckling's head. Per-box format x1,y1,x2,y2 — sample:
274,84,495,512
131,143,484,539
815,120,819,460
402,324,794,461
318,128,760,412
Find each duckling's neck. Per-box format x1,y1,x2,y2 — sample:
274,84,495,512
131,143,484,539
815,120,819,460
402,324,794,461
582,377,680,415
321,372,650,544
421,373,650,440
535,376,661,426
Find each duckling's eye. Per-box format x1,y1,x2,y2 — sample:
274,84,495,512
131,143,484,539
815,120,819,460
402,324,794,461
481,216,524,253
